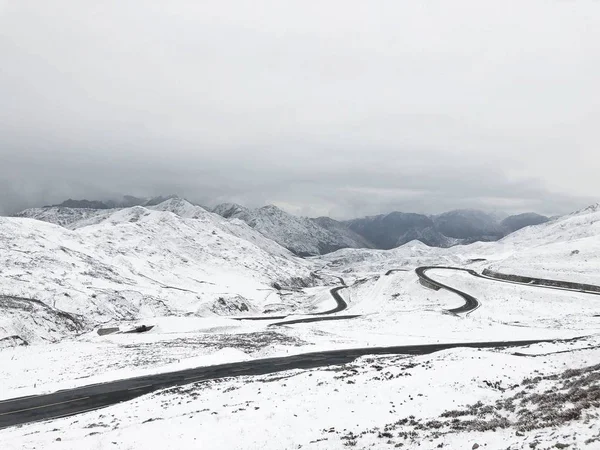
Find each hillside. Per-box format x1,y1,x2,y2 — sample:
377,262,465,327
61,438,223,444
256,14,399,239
346,209,550,249
432,209,504,241
213,203,372,256
17,198,551,253
14,207,112,228
0,204,314,343
346,212,434,249
501,212,549,234
483,203,600,283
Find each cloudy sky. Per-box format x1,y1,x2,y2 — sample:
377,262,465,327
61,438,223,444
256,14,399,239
0,1,598,218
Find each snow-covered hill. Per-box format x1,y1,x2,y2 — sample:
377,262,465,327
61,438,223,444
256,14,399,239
0,203,315,343
483,203,600,283
14,206,112,228
321,202,600,282
213,203,372,256
2,202,600,450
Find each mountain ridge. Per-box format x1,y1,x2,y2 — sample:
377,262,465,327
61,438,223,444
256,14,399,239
15,197,552,255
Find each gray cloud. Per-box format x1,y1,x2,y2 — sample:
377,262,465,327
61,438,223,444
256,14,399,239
1,1,598,218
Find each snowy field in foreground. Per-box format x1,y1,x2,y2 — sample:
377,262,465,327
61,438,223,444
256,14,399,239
2,336,599,450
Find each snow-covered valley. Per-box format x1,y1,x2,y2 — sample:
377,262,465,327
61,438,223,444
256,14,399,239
1,200,600,449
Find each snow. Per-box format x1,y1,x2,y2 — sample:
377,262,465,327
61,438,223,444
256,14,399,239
213,202,370,256
2,337,600,450
1,201,600,448
14,206,113,228
0,202,314,343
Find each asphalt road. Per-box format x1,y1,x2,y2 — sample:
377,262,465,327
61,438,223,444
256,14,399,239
0,337,566,430
478,271,600,296
415,266,600,314
312,285,348,315
235,282,349,324
385,269,411,276
415,267,481,314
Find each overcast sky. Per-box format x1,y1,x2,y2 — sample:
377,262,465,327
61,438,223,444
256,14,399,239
0,1,598,218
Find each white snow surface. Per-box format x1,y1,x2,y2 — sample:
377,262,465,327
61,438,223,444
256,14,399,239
3,337,600,450
2,201,600,449
0,201,314,343
15,206,114,227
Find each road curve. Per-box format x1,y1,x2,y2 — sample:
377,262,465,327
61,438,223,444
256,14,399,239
313,285,348,315
0,337,570,430
235,281,348,322
385,269,411,276
415,267,481,314
415,266,600,316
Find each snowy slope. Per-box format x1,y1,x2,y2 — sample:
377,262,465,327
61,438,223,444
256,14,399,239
14,206,113,228
482,203,600,283
0,206,315,342
3,337,600,450
148,199,297,258
16,199,295,259
319,240,462,274
319,202,600,283
2,203,600,449
213,203,371,256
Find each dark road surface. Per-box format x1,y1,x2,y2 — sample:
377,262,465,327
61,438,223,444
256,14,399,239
479,270,600,296
0,338,567,430
270,314,361,327
312,285,348,315
415,267,481,314
385,269,411,276
234,280,348,322
414,266,600,314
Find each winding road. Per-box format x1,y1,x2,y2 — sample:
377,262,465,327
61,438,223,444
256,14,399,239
2,266,599,430
415,267,481,314
235,282,349,324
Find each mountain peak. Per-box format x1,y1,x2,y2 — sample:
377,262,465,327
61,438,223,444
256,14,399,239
259,204,285,213
143,194,180,207
574,202,600,216
52,199,111,209
212,203,250,218
154,197,192,208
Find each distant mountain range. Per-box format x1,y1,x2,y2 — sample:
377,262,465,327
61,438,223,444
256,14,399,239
213,205,549,253
47,195,179,210
14,196,550,256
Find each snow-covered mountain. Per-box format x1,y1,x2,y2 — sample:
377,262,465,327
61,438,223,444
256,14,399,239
14,206,114,228
212,203,372,256
17,198,551,253
320,202,600,280
1,202,315,343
